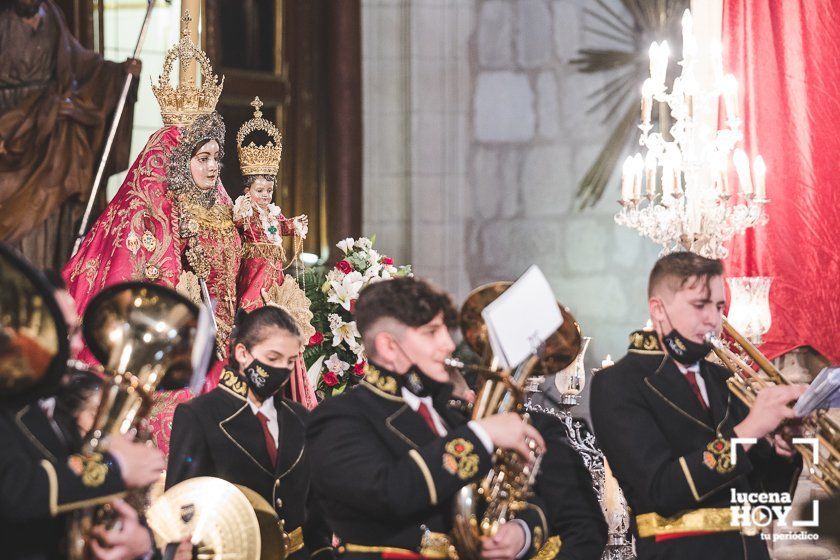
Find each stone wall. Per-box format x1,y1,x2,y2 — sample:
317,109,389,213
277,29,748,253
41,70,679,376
363,0,660,385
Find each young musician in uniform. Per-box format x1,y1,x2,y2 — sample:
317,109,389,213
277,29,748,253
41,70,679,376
166,306,334,560
307,277,549,560
0,254,165,560
590,252,804,560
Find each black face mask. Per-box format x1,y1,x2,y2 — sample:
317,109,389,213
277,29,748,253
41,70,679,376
402,365,448,398
242,359,292,400
658,305,713,365
662,328,712,365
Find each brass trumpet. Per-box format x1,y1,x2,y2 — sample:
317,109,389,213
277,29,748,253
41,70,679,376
449,282,582,560
706,319,839,493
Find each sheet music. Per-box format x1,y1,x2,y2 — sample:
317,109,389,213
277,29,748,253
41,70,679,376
794,365,840,417
481,265,562,369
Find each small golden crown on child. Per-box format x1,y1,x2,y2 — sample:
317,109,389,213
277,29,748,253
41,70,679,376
151,11,224,127
237,97,283,176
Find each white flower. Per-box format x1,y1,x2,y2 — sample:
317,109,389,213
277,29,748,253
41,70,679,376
355,237,373,251
329,313,361,350
327,271,364,311
336,237,355,254
326,268,345,284
325,353,350,374
363,261,383,281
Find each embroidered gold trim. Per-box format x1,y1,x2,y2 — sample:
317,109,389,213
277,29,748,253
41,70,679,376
636,508,753,538
532,536,562,560
363,364,399,396
409,449,437,506
219,369,248,398
443,438,479,480
628,330,663,354
242,241,286,264
288,526,305,554
40,460,126,515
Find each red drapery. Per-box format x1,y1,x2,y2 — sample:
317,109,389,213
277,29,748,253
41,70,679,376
723,1,840,363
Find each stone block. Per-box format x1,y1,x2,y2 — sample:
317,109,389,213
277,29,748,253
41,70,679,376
477,1,514,68
563,216,608,273
555,275,629,324
516,0,552,68
477,219,564,280
536,71,560,139
521,144,573,215
551,0,581,62
470,147,520,220
474,72,536,142
412,113,446,175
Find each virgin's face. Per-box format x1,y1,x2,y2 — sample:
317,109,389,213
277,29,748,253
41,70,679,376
250,176,274,208
190,140,221,191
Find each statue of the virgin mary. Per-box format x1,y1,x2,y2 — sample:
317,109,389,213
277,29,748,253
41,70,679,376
61,14,240,452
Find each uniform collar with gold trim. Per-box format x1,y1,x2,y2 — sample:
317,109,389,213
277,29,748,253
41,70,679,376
218,368,248,400
361,362,404,402
628,329,665,355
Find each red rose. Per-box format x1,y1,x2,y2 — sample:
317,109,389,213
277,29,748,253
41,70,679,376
349,299,357,313
323,371,339,387
336,260,353,274
381,257,393,265
308,331,325,346
353,361,366,376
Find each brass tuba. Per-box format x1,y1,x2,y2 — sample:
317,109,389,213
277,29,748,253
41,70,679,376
68,282,199,559
706,318,839,493
450,282,581,560
0,245,68,404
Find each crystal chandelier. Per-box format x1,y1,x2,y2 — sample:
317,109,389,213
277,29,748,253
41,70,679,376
726,276,773,345
614,9,768,259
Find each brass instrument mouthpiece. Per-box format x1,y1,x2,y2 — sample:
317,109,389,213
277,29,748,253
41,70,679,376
444,357,465,369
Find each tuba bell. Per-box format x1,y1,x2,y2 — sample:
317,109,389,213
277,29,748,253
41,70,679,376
0,245,68,404
450,282,582,560
68,281,199,559
706,318,840,493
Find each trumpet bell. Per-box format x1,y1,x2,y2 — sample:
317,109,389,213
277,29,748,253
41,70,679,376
83,281,198,392
0,245,68,403
459,281,582,374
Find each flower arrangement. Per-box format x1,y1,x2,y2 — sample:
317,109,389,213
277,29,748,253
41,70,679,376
301,236,411,397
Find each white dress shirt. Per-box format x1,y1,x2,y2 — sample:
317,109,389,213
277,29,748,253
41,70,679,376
247,396,279,446
675,361,709,407
399,387,531,556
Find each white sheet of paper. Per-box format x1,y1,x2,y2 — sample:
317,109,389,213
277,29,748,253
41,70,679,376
794,366,840,417
481,265,563,369
190,302,217,394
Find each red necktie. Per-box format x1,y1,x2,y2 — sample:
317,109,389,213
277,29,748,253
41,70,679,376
256,411,278,468
684,369,710,412
416,402,442,436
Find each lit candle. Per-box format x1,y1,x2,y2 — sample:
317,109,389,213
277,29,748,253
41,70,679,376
711,41,725,87
601,354,614,368
711,150,729,196
649,41,669,89
722,74,739,124
753,155,767,199
645,151,657,196
733,149,753,195
620,156,634,202
641,79,654,126
632,153,645,199
681,10,697,61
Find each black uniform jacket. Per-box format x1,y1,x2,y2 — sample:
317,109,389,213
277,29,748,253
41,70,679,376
530,412,608,560
0,402,126,560
589,331,801,560
166,369,334,560
306,362,550,558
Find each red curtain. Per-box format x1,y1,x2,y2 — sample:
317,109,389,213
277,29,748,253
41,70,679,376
723,0,840,363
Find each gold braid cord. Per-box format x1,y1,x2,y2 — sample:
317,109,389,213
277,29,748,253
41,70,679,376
261,277,316,343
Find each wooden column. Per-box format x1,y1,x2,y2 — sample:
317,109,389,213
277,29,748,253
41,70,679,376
324,0,362,249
